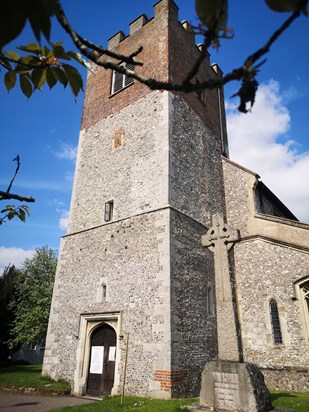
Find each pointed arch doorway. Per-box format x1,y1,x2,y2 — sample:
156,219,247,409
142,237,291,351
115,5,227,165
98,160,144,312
86,323,116,396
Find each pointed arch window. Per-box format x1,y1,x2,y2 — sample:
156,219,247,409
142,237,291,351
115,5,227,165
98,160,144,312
303,282,309,313
295,278,309,341
269,299,283,344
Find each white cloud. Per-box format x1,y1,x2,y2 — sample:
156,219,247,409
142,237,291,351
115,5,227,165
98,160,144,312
50,199,69,231
0,247,35,273
282,85,304,105
59,210,69,231
54,142,77,161
226,80,309,223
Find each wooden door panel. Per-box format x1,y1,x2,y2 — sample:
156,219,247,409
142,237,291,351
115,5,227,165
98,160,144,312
87,324,116,396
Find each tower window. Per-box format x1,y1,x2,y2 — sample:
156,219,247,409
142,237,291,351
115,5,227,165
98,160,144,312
104,200,114,222
269,299,283,345
102,283,107,302
111,63,134,94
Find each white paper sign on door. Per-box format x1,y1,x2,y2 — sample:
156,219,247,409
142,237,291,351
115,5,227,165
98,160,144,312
108,346,116,361
90,346,104,374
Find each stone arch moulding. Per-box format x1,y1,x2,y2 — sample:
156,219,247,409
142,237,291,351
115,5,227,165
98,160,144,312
294,276,309,343
73,311,122,396
264,296,289,348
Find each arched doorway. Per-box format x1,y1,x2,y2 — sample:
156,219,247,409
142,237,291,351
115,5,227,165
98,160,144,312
86,323,116,396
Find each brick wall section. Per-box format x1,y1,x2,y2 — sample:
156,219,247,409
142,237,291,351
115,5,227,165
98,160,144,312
81,0,226,145
153,369,189,393
81,0,172,130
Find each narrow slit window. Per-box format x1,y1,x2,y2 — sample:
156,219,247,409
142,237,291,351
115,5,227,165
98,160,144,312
104,200,114,222
269,300,283,344
111,62,134,94
102,283,107,302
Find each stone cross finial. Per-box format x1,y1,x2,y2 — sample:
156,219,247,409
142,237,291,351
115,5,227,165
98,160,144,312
202,213,240,361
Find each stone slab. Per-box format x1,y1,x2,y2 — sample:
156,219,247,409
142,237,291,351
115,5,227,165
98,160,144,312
198,360,272,412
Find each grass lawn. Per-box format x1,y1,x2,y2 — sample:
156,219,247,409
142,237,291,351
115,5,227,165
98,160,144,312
1,362,309,412
0,361,70,395
51,392,309,412
271,390,309,412
51,396,197,412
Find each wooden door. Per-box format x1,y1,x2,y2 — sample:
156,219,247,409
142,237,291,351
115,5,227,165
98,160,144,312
86,324,116,396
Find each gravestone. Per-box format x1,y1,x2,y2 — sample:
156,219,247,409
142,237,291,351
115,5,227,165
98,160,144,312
196,213,272,412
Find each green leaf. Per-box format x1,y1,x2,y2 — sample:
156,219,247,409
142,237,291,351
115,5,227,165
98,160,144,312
26,0,58,42
195,0,228,31
17,209,26,222
46,67,58,89
53,45,71,60
62,63,83,99
20,205,30,216
5,51,20,61
20,74,33,98
7,211,15,220
54,67,68,88
50,41,64,48
43,46,53,58
17,43,42,55
0,51,12,70
0,3,27,48
4,71,16,92
1,205,14,213
265,0,308,14
14,64,31,74
31,68,47,90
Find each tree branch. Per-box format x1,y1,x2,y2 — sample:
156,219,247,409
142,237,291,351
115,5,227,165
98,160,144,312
7,155,20,193
0,191,35,203
1,156,35,204
55,1,143,66
54,0,306,97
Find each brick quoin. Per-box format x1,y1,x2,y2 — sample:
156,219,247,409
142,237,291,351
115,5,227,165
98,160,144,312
153,369,189,392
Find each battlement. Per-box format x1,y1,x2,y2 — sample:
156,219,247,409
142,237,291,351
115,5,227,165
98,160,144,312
106,0,207,55
82,0,226,144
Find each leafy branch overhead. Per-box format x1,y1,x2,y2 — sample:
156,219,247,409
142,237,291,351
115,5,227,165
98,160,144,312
1,42,85,99
0,155,34,225
0,0,308,111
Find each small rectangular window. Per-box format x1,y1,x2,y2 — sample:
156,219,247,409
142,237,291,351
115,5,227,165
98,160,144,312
104,200,114,222
111,63,134,95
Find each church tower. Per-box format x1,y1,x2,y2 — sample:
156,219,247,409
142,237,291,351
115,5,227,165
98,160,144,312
43,0,228,398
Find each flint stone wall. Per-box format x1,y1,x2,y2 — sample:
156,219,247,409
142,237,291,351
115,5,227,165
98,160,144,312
44,209,171,396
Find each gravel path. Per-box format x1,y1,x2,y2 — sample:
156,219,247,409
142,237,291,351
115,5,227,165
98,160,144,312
0,392,96,412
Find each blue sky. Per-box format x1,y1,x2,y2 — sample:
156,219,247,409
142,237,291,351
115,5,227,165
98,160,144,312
0,1,309,270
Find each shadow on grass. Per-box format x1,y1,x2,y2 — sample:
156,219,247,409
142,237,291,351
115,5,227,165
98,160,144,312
271,392,298,401
0,364,42,374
